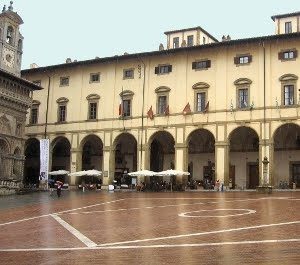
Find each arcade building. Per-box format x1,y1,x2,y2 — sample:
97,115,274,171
21,11,300,189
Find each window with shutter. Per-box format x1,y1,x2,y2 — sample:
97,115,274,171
155,65,172,75
192,60,211,70
279,49,298,61
234,55,252,65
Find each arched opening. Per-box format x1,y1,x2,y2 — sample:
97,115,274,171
24,138,40,185
6,26,14,45
149,131,175,183
229,126,259,189
187,129,215,189
113,133,137,186
273,123,300,188
12,147,21,178
0,138,10,179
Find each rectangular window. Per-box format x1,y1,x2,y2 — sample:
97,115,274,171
173,37,179,48
234,55,252,65
89,102,97,120
60,77,69,86
196,92,206,112
122,99,131,117
32,80,41,86
187,35,194,47
279,50,298,60
155,65,172,75
158,96,167,114
284,85,294,105
285,21,292,34
30,108,38,124
90,73,100,83
123,69,134,79
238,88,249,108
192,60,211,70
58,105,66,122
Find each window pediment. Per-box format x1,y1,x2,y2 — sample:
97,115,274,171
279,74,298,82
119,90,134,97
155,86,171,93
192,82,210,90
32,100,41,106
234,78,252,86
86,94,100,100
56,97,69,104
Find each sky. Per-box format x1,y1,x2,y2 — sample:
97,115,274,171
7,0,300,69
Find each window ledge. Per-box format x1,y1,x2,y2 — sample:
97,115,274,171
235,63,251,67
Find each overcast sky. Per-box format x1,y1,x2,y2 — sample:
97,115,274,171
9,0,300,69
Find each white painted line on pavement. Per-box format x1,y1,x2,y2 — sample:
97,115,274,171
50,214,97,248
0,199,125,227
0,238,299,252
98,220,300,246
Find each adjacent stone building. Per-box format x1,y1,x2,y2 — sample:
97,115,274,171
0,2,41,190
21,11,300,189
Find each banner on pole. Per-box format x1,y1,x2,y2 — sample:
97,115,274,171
40,139,49,181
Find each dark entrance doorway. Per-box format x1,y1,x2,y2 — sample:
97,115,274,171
248,164,259,189
291,163,300,188
24,138,40,185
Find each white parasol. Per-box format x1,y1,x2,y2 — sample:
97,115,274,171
156,169,190,176
69,170,102,177
48,170,69,175
128,170,157,177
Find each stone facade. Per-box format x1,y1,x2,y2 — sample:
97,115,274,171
0,3,41,194
21,12,300,189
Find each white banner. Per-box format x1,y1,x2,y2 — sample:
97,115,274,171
40,139,49,181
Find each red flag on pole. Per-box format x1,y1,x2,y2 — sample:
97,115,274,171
203,101,209,113
147,106,154,120
182,103,191,115
164,105,170,116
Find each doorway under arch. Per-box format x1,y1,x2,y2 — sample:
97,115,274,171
273,123,300,188
229,126,259,189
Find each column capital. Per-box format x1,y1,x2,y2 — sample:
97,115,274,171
175,143,188,149
138,144,149,151
70,148,82,153
259,140,274,146
215,141,229,147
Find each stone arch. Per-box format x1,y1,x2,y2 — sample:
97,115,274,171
227,125,260,142
51,136,71,172
80,134,103,171
186,129,216,184
24,138,40,185
12,147,22,177
0,138,10,179
228,126,260,189
148,130,175,171
111,132,137,186
272,123,300,188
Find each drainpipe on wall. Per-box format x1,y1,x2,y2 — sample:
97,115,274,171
44,73,51,139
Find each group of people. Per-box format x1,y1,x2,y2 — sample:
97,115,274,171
48,178,64,197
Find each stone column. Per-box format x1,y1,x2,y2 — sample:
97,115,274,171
215,141,229,185
259,140,273,186
102,146,114,186
137,144,149,183
175,144,188,185
69,148,81,185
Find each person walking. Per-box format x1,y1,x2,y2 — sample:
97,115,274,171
56,180,63,198
48,178,55,195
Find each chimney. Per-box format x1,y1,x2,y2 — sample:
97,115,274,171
159,43,164,51
66,58,72,63
30,63,38,69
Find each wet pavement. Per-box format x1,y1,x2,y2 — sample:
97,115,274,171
0,191,299,264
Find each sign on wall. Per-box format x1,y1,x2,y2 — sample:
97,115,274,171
40,139,49,181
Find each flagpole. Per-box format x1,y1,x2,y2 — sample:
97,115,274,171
121,86,125,130
137,56,146,171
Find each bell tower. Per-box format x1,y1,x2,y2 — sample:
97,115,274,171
0,1,23,76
